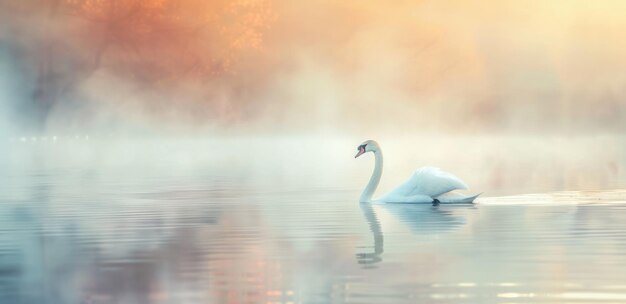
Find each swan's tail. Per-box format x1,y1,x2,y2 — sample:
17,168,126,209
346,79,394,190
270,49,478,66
438,193,481,204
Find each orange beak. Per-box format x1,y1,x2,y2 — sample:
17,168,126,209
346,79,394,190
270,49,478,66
355,147,365,158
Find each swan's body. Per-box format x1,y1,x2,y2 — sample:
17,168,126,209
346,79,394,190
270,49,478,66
355,140,480,204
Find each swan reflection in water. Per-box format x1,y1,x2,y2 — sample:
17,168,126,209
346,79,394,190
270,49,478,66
356,202,474,268
356,202,384,267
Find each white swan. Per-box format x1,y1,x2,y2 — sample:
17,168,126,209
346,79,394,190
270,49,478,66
355,140,480,204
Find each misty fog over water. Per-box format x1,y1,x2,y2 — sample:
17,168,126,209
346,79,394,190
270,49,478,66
4,134,625,197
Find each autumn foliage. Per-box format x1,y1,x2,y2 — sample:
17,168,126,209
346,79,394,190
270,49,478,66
65,0,275,80
0,0,275,127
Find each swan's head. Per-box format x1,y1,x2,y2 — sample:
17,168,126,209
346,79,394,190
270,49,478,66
355,140,379,158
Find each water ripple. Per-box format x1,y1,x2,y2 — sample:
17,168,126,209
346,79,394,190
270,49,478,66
1,169,626,303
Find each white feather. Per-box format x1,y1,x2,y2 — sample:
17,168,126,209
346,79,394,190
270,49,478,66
379,167,469,203
356,140,479,204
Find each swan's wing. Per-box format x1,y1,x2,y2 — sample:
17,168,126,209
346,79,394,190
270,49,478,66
381,167,468,201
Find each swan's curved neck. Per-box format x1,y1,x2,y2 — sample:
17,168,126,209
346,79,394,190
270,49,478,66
360,149,383,203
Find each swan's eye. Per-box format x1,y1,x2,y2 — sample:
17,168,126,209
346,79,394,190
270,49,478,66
358,144,366,150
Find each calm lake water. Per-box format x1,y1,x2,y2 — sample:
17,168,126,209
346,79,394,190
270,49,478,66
2,136,626,303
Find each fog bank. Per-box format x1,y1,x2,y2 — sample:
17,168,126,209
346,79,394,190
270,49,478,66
1,0,625,136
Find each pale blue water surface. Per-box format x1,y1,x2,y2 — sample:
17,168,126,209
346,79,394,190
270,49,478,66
2,136,626,303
